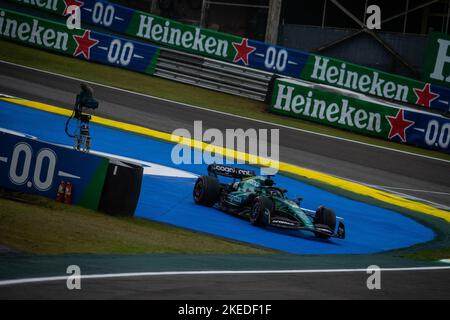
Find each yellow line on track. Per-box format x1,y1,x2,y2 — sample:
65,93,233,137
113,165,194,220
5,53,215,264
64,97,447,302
1,97,449,222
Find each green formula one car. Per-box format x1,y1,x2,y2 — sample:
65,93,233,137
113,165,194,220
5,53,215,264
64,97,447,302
193,164,346,240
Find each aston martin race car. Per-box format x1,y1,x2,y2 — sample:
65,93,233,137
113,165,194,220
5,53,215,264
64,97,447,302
193,164,346,240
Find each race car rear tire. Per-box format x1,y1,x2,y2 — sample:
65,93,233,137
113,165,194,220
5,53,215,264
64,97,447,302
250,197,273,227
193,176,221,207
314,206,336,239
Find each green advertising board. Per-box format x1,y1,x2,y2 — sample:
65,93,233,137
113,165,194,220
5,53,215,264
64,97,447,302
270,78,450,154
424,32,450,88
0,8,78,55
271,79,394,139
301,55,427,109
0,8,160,75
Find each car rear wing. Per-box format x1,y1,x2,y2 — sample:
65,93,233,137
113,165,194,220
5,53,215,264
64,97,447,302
207,164,256,180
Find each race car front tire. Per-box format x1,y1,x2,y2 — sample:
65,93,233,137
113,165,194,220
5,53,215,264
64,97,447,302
193,176,221,207
314,206,336,239
250,197,273,227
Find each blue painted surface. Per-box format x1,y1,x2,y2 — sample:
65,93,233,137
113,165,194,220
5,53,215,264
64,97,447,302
0,101,435,254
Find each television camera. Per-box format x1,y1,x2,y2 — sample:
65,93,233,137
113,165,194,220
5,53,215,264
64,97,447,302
65,84,99,153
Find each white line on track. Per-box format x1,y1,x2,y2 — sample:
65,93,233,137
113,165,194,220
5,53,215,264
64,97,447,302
370,186,450,196
0,93,18,99
1,59,449,164
365,186,450,211
1,267,450,287
320,171,450,211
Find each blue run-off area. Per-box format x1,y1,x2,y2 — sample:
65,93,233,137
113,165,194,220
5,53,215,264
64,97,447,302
0,101,435,254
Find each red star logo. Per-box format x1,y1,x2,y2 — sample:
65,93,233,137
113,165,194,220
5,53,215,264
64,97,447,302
413,83,439,108
386,110,415,143
232,38,256,65
73,30,98,60
64,0,83,15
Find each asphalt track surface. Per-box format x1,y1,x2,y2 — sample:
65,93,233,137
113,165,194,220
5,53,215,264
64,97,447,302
1,61,450,299
1,61,450,209
0,270,449,299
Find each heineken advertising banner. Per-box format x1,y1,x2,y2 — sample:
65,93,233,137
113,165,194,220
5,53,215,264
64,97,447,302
424,32,450,89
8,0,450,113
0,8,160,75
271,79,450,154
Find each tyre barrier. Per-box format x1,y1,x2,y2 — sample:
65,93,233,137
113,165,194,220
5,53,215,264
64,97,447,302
98,159,143,217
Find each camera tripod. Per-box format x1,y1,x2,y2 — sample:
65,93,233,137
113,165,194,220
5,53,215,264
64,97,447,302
66,108,93,153
73,110,92,153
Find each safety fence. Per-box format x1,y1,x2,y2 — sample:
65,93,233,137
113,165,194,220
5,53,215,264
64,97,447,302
7,0,450,113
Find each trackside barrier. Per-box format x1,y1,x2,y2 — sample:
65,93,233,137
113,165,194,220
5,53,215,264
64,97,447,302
99,159,143,217
423,32,450,89
0,129,109,209
270,78,450,154
1,8,449,154
8,0,450,112
0,129,144,214
155,47,272,101
0,9,160,74
0,7,271,101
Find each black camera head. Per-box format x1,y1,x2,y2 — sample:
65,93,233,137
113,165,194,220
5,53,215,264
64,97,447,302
76,83,99,111
80,83,94,96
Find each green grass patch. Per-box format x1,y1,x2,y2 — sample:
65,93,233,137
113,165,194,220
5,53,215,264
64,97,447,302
402,248,450,261
1,39,449,161
0,189,270,255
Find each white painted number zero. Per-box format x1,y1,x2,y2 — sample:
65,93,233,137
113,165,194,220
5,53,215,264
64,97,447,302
264,47,288,72
8,143,57,191
425,120,450,149
9,143,32,185
92,2,115,27
107,39,134,66
440,123,450,148
33,149,57,191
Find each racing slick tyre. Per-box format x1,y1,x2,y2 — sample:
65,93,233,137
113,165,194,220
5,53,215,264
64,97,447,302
193,176,221,207
314,206,336,239
250,197,273,227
